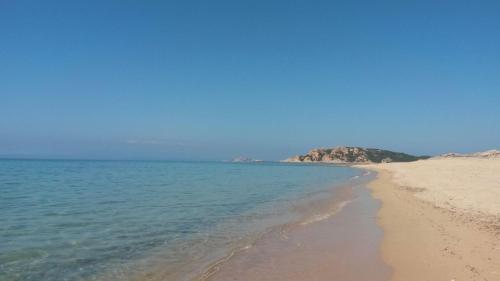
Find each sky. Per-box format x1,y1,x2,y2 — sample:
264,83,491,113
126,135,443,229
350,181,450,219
1,0,499,160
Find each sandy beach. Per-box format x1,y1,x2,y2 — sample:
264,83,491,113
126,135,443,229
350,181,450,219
361,158,500,281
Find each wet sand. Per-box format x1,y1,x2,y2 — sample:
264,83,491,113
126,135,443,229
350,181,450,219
201,176,391,281
362,159,500,281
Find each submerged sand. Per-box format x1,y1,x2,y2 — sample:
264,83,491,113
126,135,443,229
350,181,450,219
361,158,500,281
202,177,391,281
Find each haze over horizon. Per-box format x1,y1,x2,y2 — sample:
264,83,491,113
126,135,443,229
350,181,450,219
2,1,499,161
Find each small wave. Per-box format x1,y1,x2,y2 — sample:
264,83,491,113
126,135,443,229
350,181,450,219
299,200,352,226
241,244,252,250
195,241,254,281
279,227,289,240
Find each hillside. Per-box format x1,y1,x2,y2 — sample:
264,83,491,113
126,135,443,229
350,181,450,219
283,146,429,164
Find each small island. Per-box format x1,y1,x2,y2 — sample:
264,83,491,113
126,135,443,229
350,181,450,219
230,156,263,163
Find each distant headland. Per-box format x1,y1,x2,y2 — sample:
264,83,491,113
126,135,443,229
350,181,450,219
283,146,429,164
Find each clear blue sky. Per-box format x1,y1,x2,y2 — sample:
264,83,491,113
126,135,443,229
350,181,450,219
1,0,499,160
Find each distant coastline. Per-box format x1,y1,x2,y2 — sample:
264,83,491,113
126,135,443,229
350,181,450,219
282,146,429,164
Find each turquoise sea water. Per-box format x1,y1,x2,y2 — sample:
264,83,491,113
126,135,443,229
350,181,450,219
0,160,362,281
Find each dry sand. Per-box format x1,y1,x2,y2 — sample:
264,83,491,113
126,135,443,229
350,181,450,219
360,158,500,281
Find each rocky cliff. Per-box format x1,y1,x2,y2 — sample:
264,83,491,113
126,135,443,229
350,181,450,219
283,146,429,164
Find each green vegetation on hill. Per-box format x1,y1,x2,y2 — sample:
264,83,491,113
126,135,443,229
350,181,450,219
285,146,430,163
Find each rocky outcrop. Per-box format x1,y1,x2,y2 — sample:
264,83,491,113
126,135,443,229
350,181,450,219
472,150,500,158
436,150,500,159
283,146,429,164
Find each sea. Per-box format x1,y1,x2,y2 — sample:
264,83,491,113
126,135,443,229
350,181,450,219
0,159,366,281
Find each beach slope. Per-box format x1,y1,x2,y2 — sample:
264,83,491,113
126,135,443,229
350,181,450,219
360,158,500,281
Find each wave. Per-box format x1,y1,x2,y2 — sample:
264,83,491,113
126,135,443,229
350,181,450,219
299,199,353,225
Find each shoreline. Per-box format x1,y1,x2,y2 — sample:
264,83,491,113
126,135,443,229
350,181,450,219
362,159,500,281
89,165,374,281
199,171,391,281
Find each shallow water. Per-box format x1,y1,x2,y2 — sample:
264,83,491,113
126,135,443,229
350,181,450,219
0,160,362,281
205,173,391,281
